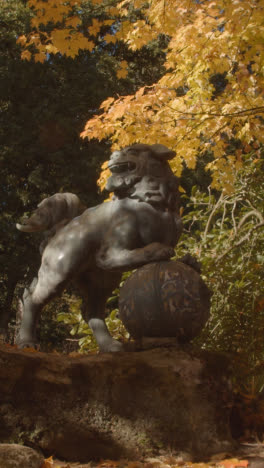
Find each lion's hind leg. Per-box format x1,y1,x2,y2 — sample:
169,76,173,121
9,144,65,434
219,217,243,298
15,277,42,348
76,270,123,353
16,252,71,349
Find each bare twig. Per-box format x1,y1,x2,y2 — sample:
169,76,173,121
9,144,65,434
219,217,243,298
238,210,264,230
231,201,237,237
220,201,227,233
202,192,224,242
215,221,264,262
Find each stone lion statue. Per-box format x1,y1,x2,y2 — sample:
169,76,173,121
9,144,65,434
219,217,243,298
16,143,183,352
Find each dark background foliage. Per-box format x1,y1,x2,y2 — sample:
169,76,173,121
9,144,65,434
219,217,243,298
0,0,170,339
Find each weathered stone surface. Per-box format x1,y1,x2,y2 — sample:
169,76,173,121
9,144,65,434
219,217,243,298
0,344,234,463
0,443,44,468
16,144,182,353
119,260,210,341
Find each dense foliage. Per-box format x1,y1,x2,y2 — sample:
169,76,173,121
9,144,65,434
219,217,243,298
177,154,264,395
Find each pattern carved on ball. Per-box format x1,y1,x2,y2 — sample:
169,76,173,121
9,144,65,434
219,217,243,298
119,260,211,342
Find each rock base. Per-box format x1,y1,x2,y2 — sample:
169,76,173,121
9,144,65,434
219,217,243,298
0,444,44,468
0,344,234,462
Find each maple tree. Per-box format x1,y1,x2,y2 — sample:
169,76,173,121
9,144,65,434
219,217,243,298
81,0,264,192
18,1,264,191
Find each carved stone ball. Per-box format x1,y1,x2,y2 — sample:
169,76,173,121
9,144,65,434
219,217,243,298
119,260,211,342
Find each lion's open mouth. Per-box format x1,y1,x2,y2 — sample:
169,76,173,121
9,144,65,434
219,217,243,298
109,162,136,173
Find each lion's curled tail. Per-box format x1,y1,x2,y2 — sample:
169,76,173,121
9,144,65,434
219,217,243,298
16,193,86,233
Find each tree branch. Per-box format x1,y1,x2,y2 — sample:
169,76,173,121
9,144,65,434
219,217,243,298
237,209,264,230
163,105,264,118
201,193,224,247
215,222,264,262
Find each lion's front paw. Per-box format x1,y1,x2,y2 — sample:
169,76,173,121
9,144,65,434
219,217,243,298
159,246,175,260
148,244,174,262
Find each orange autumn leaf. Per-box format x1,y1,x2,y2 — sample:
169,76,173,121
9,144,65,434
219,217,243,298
97,460,120,467
22,347,39,353
125,462,144,468
217,459,249,468
41,456,54,468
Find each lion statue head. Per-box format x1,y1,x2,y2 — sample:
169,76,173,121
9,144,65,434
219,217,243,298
106,144,180,211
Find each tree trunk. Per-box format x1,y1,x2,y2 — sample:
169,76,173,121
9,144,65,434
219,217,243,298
0,344,235,463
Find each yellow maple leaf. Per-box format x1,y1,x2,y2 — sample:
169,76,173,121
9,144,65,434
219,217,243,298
66,46,78,58
115,20,132,40
45,44,59,54
104,34,117,44
100,97,115,111
16,35,27,46
79,38,94,52
51,29,72,55
39,3,67,24
116,60,128,79
108,6,120,15
31,17,41,27
101,160,109,170
120,60,128,68
28,33,41,46
35,52,46,63
104,20,115,26
97,167,111,191
89,18,102,36
65,16,81,29
134,0,147,7
21,50,32,61
117,68,128,79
